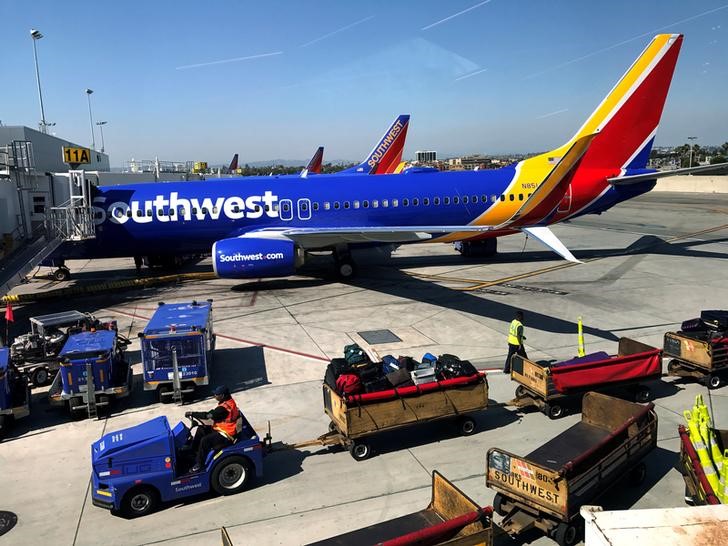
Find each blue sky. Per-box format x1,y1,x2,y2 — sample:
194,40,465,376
2,0,727,166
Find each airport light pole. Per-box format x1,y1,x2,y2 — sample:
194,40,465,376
688,136,698,169
30,29,48,134
96,121,107,152
85,89,96,150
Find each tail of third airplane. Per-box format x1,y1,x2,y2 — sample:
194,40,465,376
340,114,410,175
228,153,239,172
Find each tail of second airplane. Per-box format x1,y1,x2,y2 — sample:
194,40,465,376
340,114,410,175
305,146,324,174
228,153,239,172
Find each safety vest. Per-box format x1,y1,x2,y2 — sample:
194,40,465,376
697,417,722,494
213,398,240,440
508,320,523,346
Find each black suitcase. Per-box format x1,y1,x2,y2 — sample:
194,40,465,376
701,310,728,330
387,368,414,387
357,363,382,383
364,377,392,393
330,358,352,378
324,366,337,389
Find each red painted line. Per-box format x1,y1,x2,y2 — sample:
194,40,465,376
106,307,328,362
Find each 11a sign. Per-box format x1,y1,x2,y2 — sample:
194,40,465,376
62,146,91,165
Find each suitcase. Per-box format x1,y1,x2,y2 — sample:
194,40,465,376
411,367,436,385
397,356,418,372
701,310,728,330
386,368,414,387
382,355,400,374
364,377,392,393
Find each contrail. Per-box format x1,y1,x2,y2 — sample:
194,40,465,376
535,108,569,120
422,0,492,31
176,51,283,70
300,15,374,48
524,3,728,80
455,67,488,81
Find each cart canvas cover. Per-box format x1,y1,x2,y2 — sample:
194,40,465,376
92,415,173,465
549,348,661,393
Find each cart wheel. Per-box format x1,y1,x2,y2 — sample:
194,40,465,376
634,387,651,403
493,493,508,516
553,521,580,546
707,375,723,389
515,385,528,398
120,486,159,518
667,359,680,374
349,441,371,461
629,462,647,486
546,403,564,420
211,455,252,495
30,367,51,387
458,416,477,436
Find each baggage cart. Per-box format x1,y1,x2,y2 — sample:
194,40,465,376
665,331,728,389
510,338,661,419
290,374,488,461
307,471,493,546
486,392,657,546
48,329,132,418
678,424,726,505
0,347,30,437
139,300,215,403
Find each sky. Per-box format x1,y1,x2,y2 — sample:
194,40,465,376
1,0,727,166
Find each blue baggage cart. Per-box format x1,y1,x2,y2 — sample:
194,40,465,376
48,329,132,418
0,347,30,437
139,300,215,403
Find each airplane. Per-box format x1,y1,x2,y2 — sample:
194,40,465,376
48,34,724,282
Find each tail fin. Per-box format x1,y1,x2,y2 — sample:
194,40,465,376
228,153,239,171
340,114,410,174
566,34,683,170
305,146,324,174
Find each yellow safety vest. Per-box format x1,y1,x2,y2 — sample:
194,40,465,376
508,320,523,345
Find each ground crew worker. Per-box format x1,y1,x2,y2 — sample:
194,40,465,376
503,311,527,373
185,386,240,473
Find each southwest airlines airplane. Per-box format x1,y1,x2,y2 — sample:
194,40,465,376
52,34,719,280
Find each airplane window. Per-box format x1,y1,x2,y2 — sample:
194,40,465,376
453,196,460,204
334,202,340,209
169,209,176,217
481,195,488,203
402,198,409,206
283,203,290,211
127,210,132,217
313,203,319,211
444,197,450,205
201,208,208,214
392,199,398,207
157,209,164,217
232,205,239,212
147,210,153,217
264,205,269,211
472,195,477,203
353,200,360,209
363,200,369,208
213,207,220,214
491,195,497,202
463,196,469,204
324,202,330,210
500,195,506,202
254,205,261,212
509,194,515,201
372,200,379,208
433,197,440,205
382,199,389,207
519,194,524,201
301,202,308,211
412,198,419,206
343,201,350,209
423,198,430,206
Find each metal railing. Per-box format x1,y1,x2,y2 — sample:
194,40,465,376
48,203,96,241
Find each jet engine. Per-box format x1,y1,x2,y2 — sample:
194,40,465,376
212,237,303,279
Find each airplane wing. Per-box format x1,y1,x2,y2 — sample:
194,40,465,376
608,162,728,184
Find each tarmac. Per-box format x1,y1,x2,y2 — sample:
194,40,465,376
1,191,727,545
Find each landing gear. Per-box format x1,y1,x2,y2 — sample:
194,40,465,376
454,238,497,258
333,246,357,279
53,266,71,281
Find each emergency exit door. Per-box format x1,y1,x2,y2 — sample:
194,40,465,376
279,199,293,221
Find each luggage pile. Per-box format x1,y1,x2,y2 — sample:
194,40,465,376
324,344,479,396
680,310,728,341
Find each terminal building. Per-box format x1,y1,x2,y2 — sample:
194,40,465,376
415,150,437,163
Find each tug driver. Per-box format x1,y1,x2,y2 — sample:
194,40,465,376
185,386,240,473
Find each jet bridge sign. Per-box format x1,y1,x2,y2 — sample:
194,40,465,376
62,146,91,166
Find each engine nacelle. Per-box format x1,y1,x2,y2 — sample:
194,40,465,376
212,237,301,279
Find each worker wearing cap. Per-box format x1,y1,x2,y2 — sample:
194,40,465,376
503,311,527,374
185,386,240,473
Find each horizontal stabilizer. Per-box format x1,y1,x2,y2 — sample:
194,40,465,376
608,162,728,185
521,226,581,263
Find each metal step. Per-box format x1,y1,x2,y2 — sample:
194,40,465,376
0,234,62,297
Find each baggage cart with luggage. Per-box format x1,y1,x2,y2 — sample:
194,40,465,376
486,392,657,546
510,337,661,419
665,310,728,389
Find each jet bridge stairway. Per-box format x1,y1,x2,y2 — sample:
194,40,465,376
1,170,96,298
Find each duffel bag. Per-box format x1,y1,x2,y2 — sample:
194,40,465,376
386,368,414,387
435,354,478,379
364,377,392,393
344,343,370,365
357,362,382,382
336,373,362,395
382,355,400,374
397,356,418,371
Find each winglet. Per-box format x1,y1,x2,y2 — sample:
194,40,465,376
522,226,581,263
